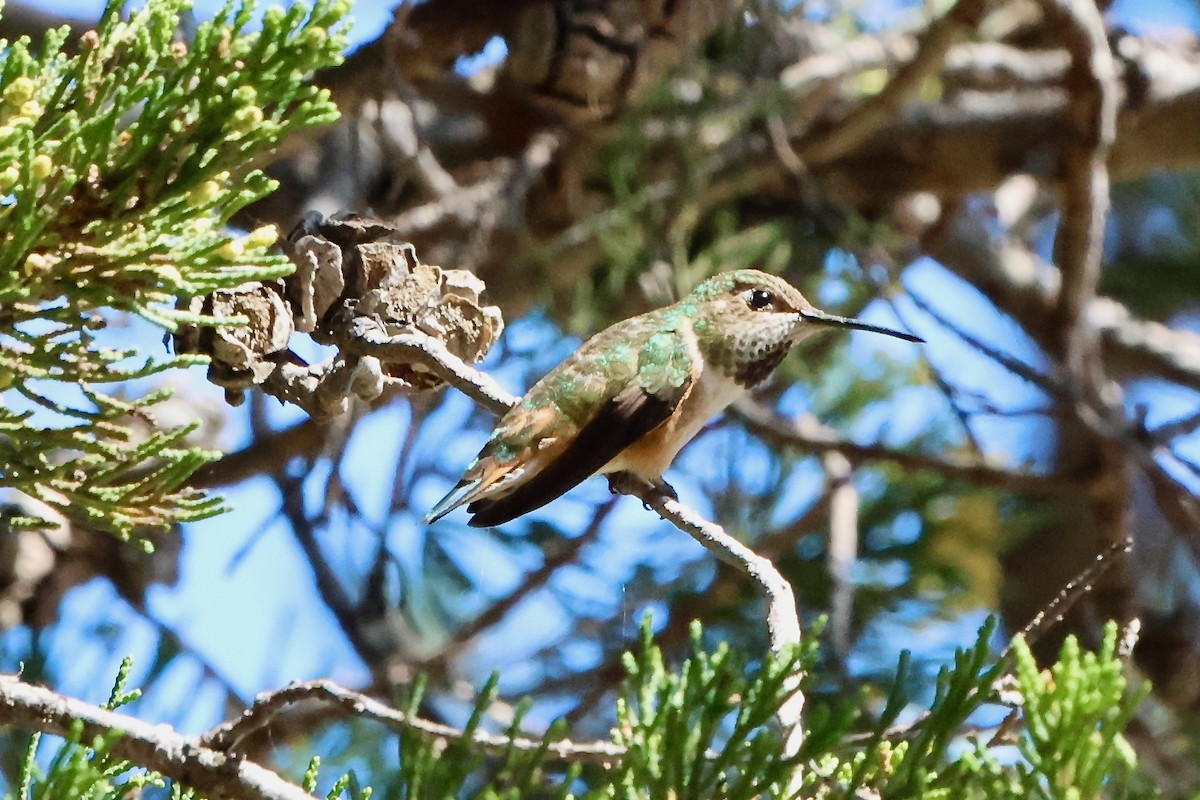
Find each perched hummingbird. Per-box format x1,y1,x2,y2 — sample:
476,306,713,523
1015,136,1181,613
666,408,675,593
426,269,921,527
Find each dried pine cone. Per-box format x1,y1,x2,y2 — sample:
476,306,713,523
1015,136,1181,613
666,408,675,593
284,212,504,391
174,212,505,410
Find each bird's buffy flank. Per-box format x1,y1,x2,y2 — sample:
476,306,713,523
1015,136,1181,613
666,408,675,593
426,269,922,527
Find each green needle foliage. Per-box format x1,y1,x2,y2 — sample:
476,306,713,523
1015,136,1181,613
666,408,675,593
10,658,163,800
1009,624,1147,798
809,620,1148,800
390,619,1149,799
609,620,814,799
4,620,1148,799
0,0,347,538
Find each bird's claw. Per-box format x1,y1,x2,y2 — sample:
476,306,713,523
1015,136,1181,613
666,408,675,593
608,474,677,511
649,478,678,501
639,478,678,511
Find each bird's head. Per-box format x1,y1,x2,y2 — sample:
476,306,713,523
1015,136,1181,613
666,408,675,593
685,269,921,385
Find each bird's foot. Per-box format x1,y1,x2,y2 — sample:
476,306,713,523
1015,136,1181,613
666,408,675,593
607,474,677,510
636,477,678,512
648,477,678,501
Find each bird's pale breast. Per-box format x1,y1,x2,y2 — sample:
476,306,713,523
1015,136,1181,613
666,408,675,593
601,327,745,479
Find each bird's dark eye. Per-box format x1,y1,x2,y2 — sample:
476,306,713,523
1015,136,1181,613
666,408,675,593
748,289,774,310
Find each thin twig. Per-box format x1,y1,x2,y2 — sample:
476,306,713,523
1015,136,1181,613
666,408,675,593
796,0,988,164
735,399,1086,495
1013,537,1135,648
873,278,988,456
277,472,388,668
823,451,858,663
982,537,1134,747
1146,406,1200,444
856,536,1133,746
425,498,617,666
904,286,1055,391
201,678,626,764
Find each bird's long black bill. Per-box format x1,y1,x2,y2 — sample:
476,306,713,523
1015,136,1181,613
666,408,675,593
802,311,924,343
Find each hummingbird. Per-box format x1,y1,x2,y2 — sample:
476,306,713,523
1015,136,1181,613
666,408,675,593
425,269,921,527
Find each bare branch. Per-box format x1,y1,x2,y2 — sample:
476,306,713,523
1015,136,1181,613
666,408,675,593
735,399,1085,495
202,678,626,765
190,419,330,489
604,472,806,767
797,0,988,164
1035,0,1119,383
823,452,857,663
346,322,518,414
1093,296,1200,392
0,676,317,800
781,33,1071,95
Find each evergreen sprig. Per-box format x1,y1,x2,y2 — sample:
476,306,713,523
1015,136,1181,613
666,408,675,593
12,720,166,800
608,619,814,799
2,620,1148,800
0,0,347,537
1010,622,1147,798
395,673,581,800
807,620,1147,800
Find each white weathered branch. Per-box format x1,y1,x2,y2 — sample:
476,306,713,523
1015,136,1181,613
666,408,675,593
0,676,317,800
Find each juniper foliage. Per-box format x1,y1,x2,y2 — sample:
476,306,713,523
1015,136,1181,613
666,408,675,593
0,0,346,538
5,620,1147,799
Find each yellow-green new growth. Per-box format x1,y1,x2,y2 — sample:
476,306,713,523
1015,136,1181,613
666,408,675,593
0,0,348,538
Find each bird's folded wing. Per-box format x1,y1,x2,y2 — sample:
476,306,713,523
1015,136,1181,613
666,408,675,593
464,379,689,527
